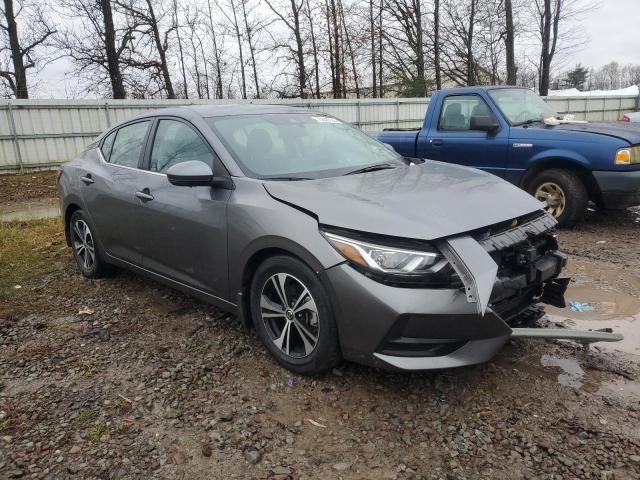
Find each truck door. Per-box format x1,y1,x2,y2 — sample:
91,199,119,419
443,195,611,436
424,94,509,178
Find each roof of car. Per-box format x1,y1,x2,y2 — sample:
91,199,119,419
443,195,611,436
439,85,528,95
132,104,312,120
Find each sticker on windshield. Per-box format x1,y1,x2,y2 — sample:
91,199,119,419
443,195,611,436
312,116,341,124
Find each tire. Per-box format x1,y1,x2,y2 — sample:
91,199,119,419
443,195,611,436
68,210,113,278
526,168,588,228
250,255,341,375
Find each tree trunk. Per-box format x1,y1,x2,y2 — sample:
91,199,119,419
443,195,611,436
505,0,516,85
206,0,224,98
291,0,306,98
539,0,552,95
100,0,126,98
240,0,260,98
145,0,175,98
329,0,341,98
325,3,337,98
433,0,441,90
415,0,425,94
173,0,188,98
369,0,377,97
338,0,359,98
3,0,28,98
230,0,247,99
378,0,383,97
466,0,476,86
306,0,321,98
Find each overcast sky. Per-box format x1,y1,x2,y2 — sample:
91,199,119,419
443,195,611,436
571,0,640,66
35,0,640,99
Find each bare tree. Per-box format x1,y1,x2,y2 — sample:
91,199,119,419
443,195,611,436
1,0,56,98
264,0,307,98
116,0,176,98
533,0,593,95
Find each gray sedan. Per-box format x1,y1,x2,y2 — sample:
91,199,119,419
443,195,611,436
58,105,568,374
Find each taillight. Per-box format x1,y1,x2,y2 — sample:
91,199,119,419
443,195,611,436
622,115,630,122
56,168,63,183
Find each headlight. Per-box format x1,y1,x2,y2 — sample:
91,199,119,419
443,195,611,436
615,146,640,165
322,230,459,287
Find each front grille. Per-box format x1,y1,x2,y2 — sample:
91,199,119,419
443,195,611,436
477,212,564,326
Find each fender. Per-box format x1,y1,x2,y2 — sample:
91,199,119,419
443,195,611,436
526,149,592,171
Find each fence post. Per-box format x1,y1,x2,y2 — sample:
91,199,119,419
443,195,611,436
395,99,400,128
7,102,24,172
104,102,111,127
356,99,361,127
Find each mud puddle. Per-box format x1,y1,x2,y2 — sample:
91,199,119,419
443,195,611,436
0,198,60,222
546,284,640,358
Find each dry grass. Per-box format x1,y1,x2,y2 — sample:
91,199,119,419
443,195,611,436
0,218,67,301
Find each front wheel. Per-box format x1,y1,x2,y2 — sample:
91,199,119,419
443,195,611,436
527,168,588,228
250,255,341,375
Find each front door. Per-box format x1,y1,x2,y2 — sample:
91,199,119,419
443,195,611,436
426,94,509,178
135,118,231,299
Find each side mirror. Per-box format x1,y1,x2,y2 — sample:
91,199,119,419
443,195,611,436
470,115,500,133
166,161,234,189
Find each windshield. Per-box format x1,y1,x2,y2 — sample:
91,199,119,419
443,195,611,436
488,88,557,126
206,113,404,179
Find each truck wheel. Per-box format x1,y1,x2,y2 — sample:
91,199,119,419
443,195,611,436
527,169,588,228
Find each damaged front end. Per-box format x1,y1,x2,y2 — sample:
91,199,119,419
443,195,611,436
370,211,621,371
439,211,567,322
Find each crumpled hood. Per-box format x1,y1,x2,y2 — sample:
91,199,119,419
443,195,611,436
263,161,544,241
551,121,640,144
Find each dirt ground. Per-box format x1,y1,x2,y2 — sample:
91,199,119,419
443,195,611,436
1,204,639,479
0,171,58,205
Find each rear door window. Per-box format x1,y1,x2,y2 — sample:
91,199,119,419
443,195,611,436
108,121,150,168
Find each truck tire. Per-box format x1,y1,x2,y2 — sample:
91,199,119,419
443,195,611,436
527,168,588,228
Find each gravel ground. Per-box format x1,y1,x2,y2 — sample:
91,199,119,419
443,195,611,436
1,209,639,480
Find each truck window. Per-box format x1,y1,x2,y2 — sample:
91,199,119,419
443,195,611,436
438,95,492,131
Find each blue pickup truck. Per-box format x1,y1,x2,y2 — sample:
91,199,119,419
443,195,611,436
378,86,640,227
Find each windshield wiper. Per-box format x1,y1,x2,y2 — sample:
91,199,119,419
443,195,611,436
263,176,313,181
344,163,396,176
513,119,542,127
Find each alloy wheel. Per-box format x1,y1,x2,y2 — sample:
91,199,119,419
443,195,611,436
260,273,319,358
534,181,566,218
72,219,96,271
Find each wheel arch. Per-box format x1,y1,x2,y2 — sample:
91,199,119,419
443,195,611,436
234,239,328,328
63,202,83,246
519,157,601,204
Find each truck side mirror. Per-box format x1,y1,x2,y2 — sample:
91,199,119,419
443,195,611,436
470,115,500,133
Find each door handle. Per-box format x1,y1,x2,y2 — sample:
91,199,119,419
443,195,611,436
135,189,154,201
80,174,94,185
431,139,443,146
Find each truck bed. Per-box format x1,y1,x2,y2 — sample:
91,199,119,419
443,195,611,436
377,129,421,157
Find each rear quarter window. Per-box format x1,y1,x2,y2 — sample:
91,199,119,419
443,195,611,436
100,131,116,161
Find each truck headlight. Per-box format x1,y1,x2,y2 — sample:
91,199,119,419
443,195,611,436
615,146,640,165
322,230,459,287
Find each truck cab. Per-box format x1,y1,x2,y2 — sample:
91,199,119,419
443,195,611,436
378,86,640,227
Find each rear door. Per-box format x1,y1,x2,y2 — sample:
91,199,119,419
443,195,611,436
424,94,509,177
81,120,152,264
135,118,231,299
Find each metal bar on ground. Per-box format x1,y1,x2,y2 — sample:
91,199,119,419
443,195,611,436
511,328,623,343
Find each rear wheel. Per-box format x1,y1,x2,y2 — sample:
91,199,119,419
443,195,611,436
527,168,588,228
250,255,341,375
69,210,113,278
